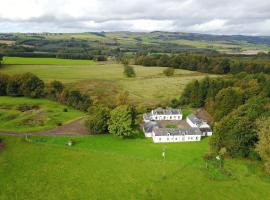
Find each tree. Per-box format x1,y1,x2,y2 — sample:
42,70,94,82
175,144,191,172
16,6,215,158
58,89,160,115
213,87,244,120
210,98,267,157
108,105,136,137
163,67,175,76
0,73,9,96
85,106,110,134
20,73,45,98
256,117,270,174
47,80,64,100
123,65,136,77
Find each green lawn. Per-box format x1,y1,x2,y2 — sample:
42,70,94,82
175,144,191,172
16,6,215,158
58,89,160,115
0,135,269,200
2,57,96,65
0,97,84,133
0,58,217,106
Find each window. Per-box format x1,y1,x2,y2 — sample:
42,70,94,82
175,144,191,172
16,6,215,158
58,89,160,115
167,137,169,141
175,138,177,140
196,137,198,140
159,138,161,141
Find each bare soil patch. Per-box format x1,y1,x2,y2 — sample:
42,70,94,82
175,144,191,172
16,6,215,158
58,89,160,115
37,117,88,135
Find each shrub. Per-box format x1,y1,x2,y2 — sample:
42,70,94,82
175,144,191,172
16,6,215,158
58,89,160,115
85,106,110,134
123,65,136,77
163,67,175,76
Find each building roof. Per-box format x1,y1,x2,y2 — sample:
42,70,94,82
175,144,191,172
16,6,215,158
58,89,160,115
152,107,181,115
143,113,152,121
153,127,202,136
199,127,212,133
187,114,204,126
143,121,162,133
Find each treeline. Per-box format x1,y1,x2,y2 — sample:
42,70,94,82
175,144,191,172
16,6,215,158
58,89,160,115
134,53,270,74
175,73,270,173
0,73,92,111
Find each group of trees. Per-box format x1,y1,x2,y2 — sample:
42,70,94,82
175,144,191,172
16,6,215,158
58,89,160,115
176,73,270,173
85,105,137,138
0,73,92,111
121,57,136,78
134,53,270,74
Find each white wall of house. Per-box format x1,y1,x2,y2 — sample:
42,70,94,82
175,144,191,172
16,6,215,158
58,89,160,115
152,114,182,121
152,134,201,143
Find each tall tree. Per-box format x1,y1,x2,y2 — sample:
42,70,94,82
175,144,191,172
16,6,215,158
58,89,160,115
256,117,270,174
108,105,136,137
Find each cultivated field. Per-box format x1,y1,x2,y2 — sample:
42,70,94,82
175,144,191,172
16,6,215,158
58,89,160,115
0,135,269,200
0,97,84,132
0,57,217,106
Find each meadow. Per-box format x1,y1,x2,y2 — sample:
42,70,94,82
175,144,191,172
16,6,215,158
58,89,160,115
0,135,270,200
2,56,96,65
0,57,217,106
0,97,84,133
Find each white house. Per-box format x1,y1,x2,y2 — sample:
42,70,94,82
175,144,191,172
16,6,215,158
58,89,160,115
186,114,212,136
143,107,182,122
152,127,202,143
143,121,162,137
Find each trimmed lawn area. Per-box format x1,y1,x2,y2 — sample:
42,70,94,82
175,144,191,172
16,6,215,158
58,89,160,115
0,135,269,200
0,97,84,133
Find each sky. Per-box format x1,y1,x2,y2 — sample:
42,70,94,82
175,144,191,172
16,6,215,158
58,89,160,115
0,0,270,35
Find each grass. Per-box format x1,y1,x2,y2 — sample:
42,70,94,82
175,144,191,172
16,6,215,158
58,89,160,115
0,58,217,106
2,57,96,65
0,135,269,200
0,96,84,133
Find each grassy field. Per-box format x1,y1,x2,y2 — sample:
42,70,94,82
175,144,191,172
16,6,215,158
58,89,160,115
0,135,269,200
0,57,217,106
2,57,96,65
0,97,84,133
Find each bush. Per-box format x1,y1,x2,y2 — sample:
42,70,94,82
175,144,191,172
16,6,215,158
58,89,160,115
85,106,110,134
123,65,136,77
0,73,9,96
63,108,68,112
163,67,175,76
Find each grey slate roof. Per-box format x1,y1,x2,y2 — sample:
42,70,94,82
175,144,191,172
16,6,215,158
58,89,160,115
152,107,181,115
187,114,203,126
143,121,162,133
153,127,202,136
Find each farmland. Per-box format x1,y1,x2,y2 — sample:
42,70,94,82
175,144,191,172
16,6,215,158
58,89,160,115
0,57,217,106
0,97,84,133
0,135,270,200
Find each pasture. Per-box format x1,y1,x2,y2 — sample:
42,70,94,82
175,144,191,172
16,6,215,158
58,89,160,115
0,57,217,106
0,135,269,200
0,97,84,133
2,57,96,65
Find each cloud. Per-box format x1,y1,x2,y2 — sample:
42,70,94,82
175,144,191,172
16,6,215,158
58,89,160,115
0,0,269,35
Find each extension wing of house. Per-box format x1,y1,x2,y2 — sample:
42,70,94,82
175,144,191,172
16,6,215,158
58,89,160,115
143,107,183,122
152,127,202,143
186,114,212,136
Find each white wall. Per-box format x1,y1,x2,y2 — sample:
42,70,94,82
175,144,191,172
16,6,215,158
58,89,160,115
152,114,182,121
152,134,201,143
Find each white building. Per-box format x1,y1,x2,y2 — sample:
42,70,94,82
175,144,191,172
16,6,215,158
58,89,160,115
186,114,212,136
143,121,162,137
152,127,202,143
143,107,182,122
